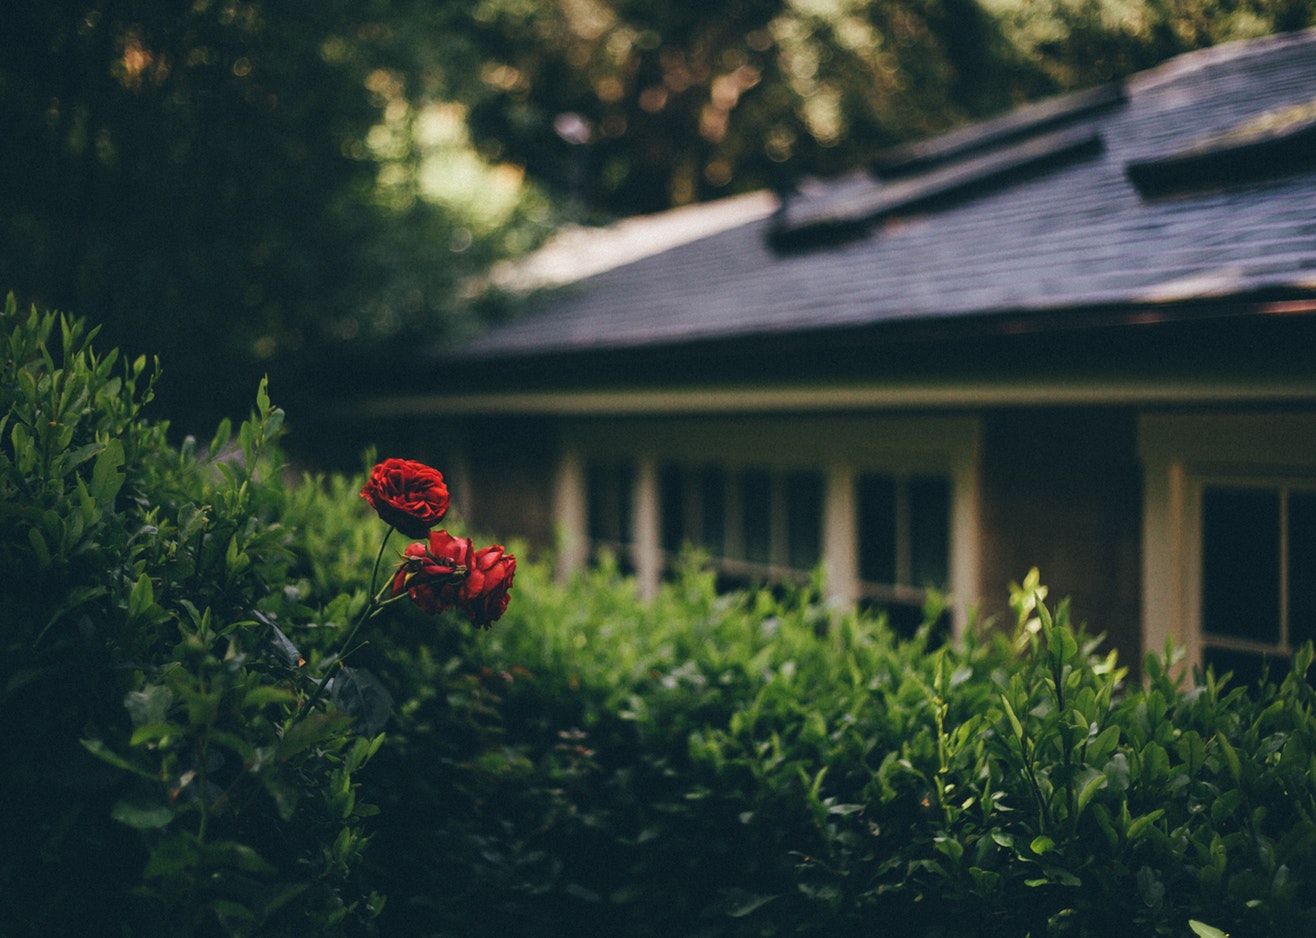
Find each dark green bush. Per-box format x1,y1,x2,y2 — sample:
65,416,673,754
0,297,393,935
382,558,1316,938
7,296,1314,938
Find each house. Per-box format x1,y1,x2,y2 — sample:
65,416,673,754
350,28,1316,681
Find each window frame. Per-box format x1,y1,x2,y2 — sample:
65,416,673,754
561,414,981,636
1187,474,1316,668
1139,411,1316,676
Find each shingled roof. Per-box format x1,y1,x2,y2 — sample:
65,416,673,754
454,28,1316,364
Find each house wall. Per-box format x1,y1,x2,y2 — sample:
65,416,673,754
418,401,1316,687
978,407,1143,666
448,408,1145,665
453,415,560,546
549,412,982,634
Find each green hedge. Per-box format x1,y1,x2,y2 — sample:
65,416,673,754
386,560,1314,938
1,298,393,935
5,298,1315,937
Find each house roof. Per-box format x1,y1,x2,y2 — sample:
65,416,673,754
452,28,1316,368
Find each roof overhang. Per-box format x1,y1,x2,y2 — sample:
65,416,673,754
343,293,1316,419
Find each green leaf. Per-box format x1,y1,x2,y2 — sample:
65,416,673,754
1030,835,1055,856
143,834,200,880
1001,694,1025,741
1216,733,1243,787
1189,921,1230,938
112,798,174,830
1087,724,1121,765
936,836,965,863
1076,767,1107,814
26,525,50,568
128,572,154,621
723,889,780,918
124,684,174,727
212,900,258,926
81,738,156,780
209,417,232,457
205,840,277,874
61,441,104,476
129,722,186,747
278,710,352,762
243,685,297,710
90,438,125,503
1126,809,1164,843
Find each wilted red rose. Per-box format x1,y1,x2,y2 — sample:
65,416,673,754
391,530,472,615
459,544,516,628
360,458,450,538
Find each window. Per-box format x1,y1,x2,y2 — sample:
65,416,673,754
785,471,824,570
657,463,824,583
740,468,773,565
699,466,726,556
1200,482,1316,684
658,463,729,558
585,458,635,567
1140,412,1316,683
565,414,979,631
655,460,948,629
857,471,950,633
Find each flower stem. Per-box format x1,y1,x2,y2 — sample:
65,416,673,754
293,528,395,723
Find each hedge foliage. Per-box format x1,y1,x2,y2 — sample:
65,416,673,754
1,297,389,935
5,298,1316,937
404,562,1315,938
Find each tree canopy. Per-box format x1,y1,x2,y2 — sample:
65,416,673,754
2,0,1311,434
0,0,551,432
448,0,1313,215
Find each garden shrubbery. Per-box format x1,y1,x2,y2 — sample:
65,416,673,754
5,297,1316,937
421,563,1316,938
0,296,400,935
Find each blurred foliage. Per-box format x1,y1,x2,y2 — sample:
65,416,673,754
2,0,1313,442
8,297,1316,935
0,0,554,436
0,297,398,934
450,0,1314,216
455,0,1031,215
370,551,1316,937
983,0,1315,85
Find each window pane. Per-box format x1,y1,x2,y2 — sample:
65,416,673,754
660,463,685,554
1202,487,1280,643
786,471,823,570
586,461,617,544
700,466,726,556
586,460,633,547
1203,646,1276,690
909,475,950,589
1289,490,1316,648
741,468,772,565
617,462,634,544
858,473,896,584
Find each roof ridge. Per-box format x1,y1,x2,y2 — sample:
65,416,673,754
771,124,1104,252
871,82,1125,178
1127,25,1316,94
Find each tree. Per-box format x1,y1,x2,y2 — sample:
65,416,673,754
445,0,1314,217
443,0,1042,217
0,0,548,434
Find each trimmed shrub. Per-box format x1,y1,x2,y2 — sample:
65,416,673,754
6,296,1314,938
382,561,1316,937
0,297,392,935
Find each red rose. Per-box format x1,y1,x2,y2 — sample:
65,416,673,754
392,530,472,615
360,458,450,538
459,544,516,628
